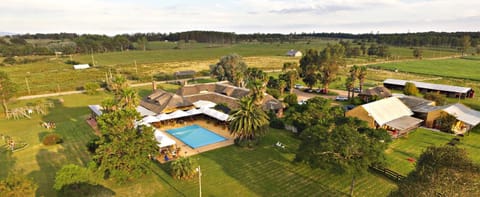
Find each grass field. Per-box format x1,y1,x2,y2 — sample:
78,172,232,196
372,56,480,81
0,93,399,196
385,128,480,175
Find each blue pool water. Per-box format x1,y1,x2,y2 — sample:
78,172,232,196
166,124,227,148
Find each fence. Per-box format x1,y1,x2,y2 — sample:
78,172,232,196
370,165,406,182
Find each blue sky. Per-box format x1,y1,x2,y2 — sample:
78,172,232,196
1,0,479,35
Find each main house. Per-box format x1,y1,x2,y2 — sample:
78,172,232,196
140,81,283,115
346,97,423,137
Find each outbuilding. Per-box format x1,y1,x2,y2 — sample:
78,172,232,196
383,79,474,98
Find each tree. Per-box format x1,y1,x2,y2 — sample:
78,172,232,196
403,82,419,96
93,86,158,183
280,70,299,93
423,92,447,106
318,44,345,93
299,49,320,89
283,93,298,107
137,36,148,51
413,48,423,59
435,113,457,133
461,35,471,56
295,117,390,197
0,71,17,117
246,68,268,104
228,96,269,142
278,80,287,96
84,82,100,95
0,170,38,197
54,164,98,191
346,65,360,99
394,146,480,196
170,157,197,180
345,77,355,100
210,54,248,87
357,66,367,93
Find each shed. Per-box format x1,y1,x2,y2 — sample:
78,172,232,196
426,103,480,134
383,79,474,98
286,49,302,57
358,86,392,102
73,64,90,70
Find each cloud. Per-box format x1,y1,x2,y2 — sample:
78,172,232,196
269,5,355,15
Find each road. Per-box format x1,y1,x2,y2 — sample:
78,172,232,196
293,89,350,102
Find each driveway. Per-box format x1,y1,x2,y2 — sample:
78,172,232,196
292,89,351,102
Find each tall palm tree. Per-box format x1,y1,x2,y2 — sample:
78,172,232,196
117,88,139,110
228,97,269,141
170,157,197,180
358,66,367,93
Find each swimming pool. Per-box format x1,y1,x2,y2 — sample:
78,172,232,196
166,124,227,148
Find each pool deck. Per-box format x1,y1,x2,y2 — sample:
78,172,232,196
155,119,234,163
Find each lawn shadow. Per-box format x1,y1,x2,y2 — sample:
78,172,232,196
138,89,153,98
148,162,187,197
0,151,16,179
58,183,115,197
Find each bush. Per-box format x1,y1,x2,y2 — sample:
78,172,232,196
153,72,174,81
64,60,81,65
424,92,447,106
283,93,298,106
351,97,364,105
3,57,16,65
267,88,281,99
404,82,419,96
197,69,211,77
84,82,100,95
43,133,63,145
269,118,285,129
86,136,100,154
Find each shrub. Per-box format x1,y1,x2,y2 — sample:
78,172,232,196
351,97,364,105
266,88,281,99
86,136,100,153
43,133,63,145
197,69,211,77
64,60,80,65
153,72,174,81
424,92,447,106
269,118,285,129
404,82,419,96
84,82,100,95
170,157,197,180
3,57,16,65
283,93,298,106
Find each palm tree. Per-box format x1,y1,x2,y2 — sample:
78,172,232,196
228,97,269,141
284,70,299,93
278,80,287,96
358,66,367,93
117,88,139,110
170,157,197,180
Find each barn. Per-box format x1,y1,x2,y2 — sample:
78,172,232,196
383,79,474,98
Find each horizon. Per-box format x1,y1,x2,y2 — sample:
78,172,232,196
1,0,479,35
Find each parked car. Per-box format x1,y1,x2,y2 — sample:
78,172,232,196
315,88,326,94
304,88,313,93
344,104,356,111
335,96,349,101
298,99,307,105
353,87,361,93
294,84,304,89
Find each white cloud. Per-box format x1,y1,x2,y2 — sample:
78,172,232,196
0,0,479,34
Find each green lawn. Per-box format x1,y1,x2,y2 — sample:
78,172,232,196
1,92,399,196
372,57,480,81
385,127,480,175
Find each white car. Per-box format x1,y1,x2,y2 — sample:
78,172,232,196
294,84,304,89
335,96,348,101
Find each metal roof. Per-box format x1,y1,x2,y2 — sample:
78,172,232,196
442,103,480,126
362,97,414,126
383,79,472,94
385,116,423,131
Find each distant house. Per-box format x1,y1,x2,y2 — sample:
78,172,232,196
286,49,302,57
73,64,90,70
358,86,392,102
346,97,423,137
174,70,196,79
383,79,475,98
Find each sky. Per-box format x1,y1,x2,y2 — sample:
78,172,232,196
1,0,479,35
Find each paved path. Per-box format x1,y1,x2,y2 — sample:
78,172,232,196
293,89,351,102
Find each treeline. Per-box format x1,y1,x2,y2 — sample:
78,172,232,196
1,31,479,57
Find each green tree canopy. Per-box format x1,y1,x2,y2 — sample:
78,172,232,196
413,48,423,59
0,71,17,116
0,170,38,197
423,92,447,106
403,82,419,96
318,44,346,93
394,146,480,196
295,116,391,196
54,164,98,191
170,157,197,180
210,54,248,87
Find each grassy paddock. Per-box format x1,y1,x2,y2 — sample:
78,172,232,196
385,128,480,175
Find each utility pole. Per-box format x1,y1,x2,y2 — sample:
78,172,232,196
196,166,202,197
134,60,138,75
25,77,31,95
91,49,95,67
